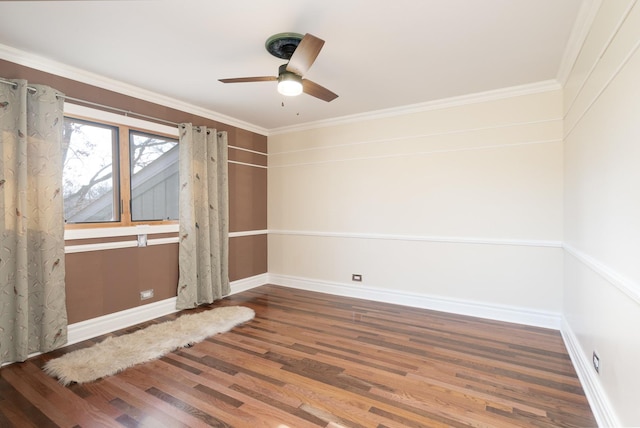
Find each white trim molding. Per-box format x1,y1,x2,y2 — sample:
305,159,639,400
230,273,269,294
147,237,179,246
269,273,561,329
228,160,267,169
65,228,266,253
64,270,559,348
0,43,267,136
1,43,563,137
64,236,179,254
229,229,268,238
65,224,179,240
65,240,138,254
67,297,179,346
269,229,562,248
269,118,561,157
269,80,561,135
561,318,620,427
563,243,640,305
270,138,562,169
562,0,640,140
66,273,268,346
556,0,603,86
228,145,267,156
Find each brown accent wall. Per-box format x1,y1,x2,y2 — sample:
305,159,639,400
65,245,179,324
229,234,268,282
228,163,267,232
1,59,267,324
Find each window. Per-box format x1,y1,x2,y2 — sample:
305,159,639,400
62,118,119,223
129,130,179,221
62,115,179,226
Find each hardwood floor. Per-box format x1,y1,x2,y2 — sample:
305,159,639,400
0,285,596,427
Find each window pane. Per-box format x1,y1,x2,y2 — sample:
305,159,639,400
130,131,179,221
62,118,119,223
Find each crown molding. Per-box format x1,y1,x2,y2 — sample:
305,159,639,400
0,42,566,137
556,0,603,86
0,43,268,136
269,79,562,135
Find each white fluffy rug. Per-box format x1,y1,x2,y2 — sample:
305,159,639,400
43,306,255,385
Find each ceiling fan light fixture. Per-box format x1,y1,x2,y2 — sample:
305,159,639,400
277,72,303,96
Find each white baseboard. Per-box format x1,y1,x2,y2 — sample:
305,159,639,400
65,272,559,348
67,297,179,346
67,273,268,346
560,318,619,428
64,272,558,348
229,273,269,294
268,274,561,329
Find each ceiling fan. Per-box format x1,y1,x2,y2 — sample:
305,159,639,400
219,32,338,102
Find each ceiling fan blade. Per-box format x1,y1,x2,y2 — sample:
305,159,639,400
219,76,277,83
286,33,325,76
302,79,338,102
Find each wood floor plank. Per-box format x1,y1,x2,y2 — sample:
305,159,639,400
158,352,324,426
0,285,596,427
1,362,117,427
0,376,56,428
99,377,192,428
105,375,213,428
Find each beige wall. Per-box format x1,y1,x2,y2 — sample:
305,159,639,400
562,0,640,425
269,90,564,315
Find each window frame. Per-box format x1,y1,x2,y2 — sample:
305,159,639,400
63,104,180,236
128,129,180,223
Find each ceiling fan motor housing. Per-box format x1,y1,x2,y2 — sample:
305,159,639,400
265,32,304,59
278,63,298,78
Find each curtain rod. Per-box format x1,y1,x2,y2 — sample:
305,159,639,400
0,77,179,127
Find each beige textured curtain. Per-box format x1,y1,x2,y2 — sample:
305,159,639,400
176,124,229,309
0,80,68,364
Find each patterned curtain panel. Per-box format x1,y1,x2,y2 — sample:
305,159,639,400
176,124,229,309
0,80,68,364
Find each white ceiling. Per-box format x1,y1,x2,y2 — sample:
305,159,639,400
0,0,589,133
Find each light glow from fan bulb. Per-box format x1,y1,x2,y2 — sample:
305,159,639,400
277,73,303,96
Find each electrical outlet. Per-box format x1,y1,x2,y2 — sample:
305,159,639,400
592,351,600,373
352,274,362,282
140,289,154,300
137,234,147,247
